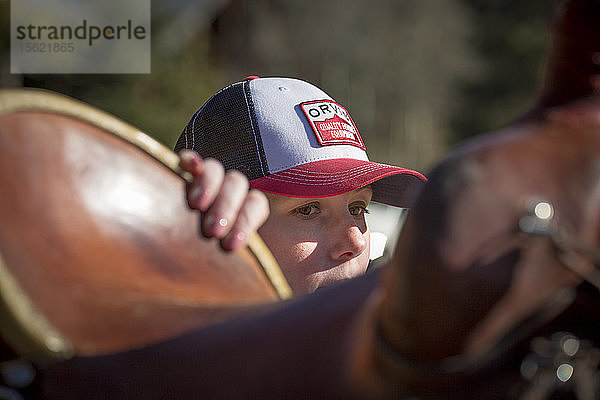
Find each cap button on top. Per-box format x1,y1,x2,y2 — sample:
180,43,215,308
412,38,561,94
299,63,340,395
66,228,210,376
243,75,260,81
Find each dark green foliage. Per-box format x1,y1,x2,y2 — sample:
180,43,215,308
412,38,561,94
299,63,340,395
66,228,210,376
450,0,556,142
0,0,558,164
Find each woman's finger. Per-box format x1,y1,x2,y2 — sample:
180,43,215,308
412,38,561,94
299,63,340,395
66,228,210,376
201,169,249,239
220,189,270,251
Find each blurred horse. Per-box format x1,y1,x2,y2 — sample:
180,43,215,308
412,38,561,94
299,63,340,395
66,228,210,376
7,0,600,398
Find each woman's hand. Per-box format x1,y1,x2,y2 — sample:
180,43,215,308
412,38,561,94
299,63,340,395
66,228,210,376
178,150,270,251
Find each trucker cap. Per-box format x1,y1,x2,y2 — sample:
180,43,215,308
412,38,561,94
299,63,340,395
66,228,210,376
174,76,426,207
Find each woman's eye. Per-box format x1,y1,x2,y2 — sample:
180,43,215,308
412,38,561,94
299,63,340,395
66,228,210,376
294,203,320,218
349,204,369,217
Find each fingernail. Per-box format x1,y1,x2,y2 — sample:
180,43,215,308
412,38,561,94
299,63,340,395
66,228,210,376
213,217,228,237
180,150,193,162
224,230,247,251
204,215,228,237
181,151,202,171
181,151,198,167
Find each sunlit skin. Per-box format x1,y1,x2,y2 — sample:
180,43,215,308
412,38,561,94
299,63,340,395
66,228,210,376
258,188,372,294
179,150,372,294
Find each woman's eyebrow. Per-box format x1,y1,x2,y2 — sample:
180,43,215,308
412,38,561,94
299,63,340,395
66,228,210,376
266,193,318,207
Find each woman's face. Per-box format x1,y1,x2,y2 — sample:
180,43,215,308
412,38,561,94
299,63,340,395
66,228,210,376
258,187,372,294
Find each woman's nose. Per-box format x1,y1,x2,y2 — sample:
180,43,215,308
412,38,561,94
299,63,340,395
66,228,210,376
328,222,368,262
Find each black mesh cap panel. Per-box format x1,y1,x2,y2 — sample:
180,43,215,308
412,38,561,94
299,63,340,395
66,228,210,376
174,81,269,180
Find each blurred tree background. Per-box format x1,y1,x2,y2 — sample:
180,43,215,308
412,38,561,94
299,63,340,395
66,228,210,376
0,0,556,173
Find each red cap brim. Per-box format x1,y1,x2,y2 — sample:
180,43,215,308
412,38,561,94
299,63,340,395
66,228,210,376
249,158,426,208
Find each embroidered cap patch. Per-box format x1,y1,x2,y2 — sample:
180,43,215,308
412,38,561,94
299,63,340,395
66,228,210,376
300,100,365,150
